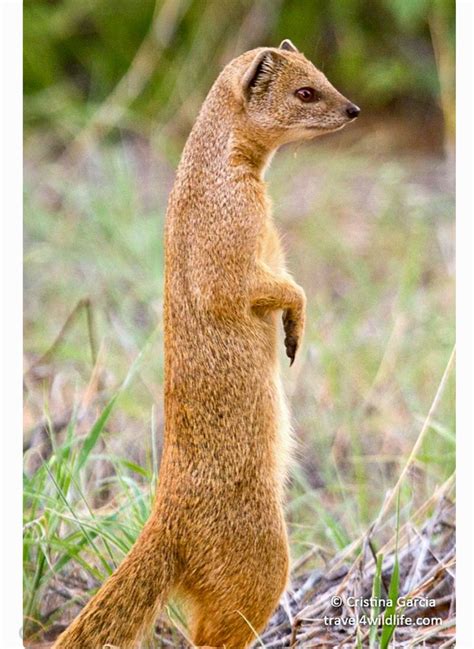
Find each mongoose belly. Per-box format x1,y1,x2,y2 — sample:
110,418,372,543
162,310,289,493
158,311,291,621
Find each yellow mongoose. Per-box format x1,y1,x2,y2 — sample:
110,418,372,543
52,40,359,649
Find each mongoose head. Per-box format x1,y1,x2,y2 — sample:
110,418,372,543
233,39,359,147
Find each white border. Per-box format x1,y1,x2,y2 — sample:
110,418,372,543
456,2,474,647
1,1,471,647
1,0,23,646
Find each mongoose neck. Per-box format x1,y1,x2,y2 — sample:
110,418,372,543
180,81,275,181
228,127,275,177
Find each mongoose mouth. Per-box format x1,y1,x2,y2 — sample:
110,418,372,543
305,123,347,133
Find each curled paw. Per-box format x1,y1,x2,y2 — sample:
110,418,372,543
282,312,300,366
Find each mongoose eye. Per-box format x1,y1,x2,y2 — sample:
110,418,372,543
295,87,320,103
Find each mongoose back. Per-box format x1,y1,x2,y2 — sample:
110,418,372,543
52,40,359,649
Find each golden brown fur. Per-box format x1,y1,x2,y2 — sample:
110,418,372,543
51,40,358,649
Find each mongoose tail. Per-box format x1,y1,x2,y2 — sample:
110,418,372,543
51,518,176,649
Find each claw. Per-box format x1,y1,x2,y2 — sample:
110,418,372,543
285,336,297,366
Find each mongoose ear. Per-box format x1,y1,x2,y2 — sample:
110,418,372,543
242,50,279,100
279,39,298,53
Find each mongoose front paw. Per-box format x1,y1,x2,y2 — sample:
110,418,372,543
282,312,300,366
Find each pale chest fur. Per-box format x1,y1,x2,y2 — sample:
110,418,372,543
257,205,296,493
256,200,287,274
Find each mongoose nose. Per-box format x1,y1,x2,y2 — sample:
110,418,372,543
346,103,360,119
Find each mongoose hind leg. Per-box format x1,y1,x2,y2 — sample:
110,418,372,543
188,560,288,649
191,599,274,649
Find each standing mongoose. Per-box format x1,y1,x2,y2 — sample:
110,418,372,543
52,40,359,649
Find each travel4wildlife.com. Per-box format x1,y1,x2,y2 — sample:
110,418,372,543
325,595,443,629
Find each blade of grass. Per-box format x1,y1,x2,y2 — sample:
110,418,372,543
371,345,455,531
369,552,383,648
380,555,400,648
43,461,114,576
76,394,118,471
380,492,401,648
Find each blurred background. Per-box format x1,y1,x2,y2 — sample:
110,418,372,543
23,0,455,645
24,0,455,155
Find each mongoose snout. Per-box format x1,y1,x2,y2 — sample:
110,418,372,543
346,103,361,119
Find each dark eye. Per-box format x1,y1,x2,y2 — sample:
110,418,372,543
295,87,319,103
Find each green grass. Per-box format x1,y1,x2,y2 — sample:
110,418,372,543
23,136,455,644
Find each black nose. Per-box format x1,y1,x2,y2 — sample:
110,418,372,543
346,103,360,119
